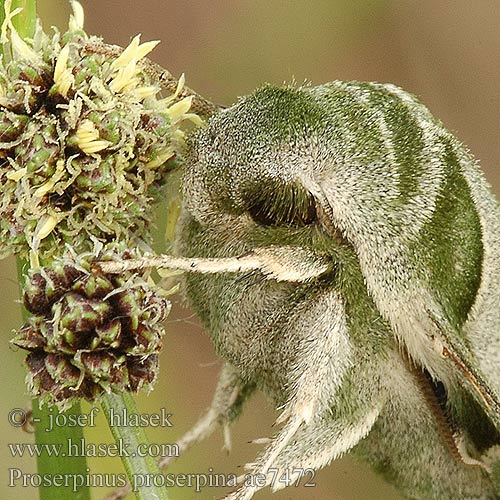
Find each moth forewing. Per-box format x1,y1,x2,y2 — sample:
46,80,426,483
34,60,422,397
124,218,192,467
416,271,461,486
313,81,500,421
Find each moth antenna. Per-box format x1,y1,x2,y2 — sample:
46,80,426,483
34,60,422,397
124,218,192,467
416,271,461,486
96,247,330,282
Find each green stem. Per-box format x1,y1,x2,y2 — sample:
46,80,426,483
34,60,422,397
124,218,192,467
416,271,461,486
101,392,170,500
32,401,92,500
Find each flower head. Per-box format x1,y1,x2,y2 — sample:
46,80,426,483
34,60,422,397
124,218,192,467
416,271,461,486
13,244,169,408
0,1,203,265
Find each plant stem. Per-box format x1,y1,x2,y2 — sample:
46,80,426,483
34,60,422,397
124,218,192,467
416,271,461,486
31,400,92,500
101,392,170,500
17,258,91,500
6,6,90,499
4,0,90,500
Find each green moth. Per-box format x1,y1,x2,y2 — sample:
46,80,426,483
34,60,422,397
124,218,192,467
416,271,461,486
176,81,500,500
102,81,500,499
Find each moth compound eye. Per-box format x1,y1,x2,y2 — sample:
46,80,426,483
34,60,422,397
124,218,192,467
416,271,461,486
244,181,317,227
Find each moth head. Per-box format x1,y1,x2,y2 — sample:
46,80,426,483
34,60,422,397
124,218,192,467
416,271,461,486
182,85,337,239
181,82,402,252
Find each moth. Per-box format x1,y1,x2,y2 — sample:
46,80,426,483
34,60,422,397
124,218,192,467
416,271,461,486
102,81,500,499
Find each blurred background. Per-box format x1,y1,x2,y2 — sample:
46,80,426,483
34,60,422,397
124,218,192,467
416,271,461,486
1,1,499,499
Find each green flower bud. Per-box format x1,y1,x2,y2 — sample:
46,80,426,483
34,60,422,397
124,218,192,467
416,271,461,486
59,292,112,333
0,109,28,141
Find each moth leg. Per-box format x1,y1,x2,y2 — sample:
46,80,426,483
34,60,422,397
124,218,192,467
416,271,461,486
104,363,253,500
222,402,382,500
96,245,330,282
220,290,384,500
159,362,254,468
221,413,305,500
